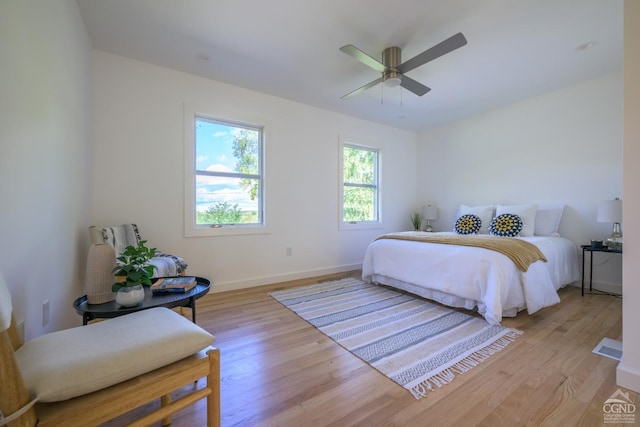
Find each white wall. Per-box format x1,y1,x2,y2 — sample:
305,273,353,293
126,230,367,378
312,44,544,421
91,52,417,291
617,0,640,393
0,1,93,338
1,2,629,357
417,72,623,290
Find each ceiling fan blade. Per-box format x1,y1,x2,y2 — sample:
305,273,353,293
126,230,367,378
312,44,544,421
400,75,431,96
341,76,384,99
398,32,467,74
340,44,386,73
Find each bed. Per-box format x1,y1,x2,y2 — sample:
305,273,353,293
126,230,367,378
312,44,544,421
362,204,580,325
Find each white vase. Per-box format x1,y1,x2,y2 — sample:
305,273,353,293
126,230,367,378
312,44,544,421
85,244,116,304
115,284,145,307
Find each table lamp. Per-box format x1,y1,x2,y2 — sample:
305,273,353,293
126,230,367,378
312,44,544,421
422,204,438,232
597,198,623,250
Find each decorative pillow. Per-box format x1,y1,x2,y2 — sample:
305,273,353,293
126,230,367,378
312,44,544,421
454,214,482,235
490,214,523,237
495,204,537,237
458,205,494,234
534,204,564,236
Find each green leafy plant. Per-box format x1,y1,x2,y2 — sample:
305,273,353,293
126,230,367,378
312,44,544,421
410,212,423,231
112,240,157,292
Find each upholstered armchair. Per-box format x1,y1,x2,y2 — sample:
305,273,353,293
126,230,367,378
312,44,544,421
0,270,220,427
89,224,187,277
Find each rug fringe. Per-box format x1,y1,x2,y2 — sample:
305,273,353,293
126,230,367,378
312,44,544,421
410,328,523,399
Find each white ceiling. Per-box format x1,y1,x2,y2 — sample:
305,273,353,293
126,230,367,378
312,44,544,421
76,0,623,132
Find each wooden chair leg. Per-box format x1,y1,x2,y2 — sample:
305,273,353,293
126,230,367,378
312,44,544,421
160,394,172,426
8,315,23,350
207,348,221,427
0,331,37,427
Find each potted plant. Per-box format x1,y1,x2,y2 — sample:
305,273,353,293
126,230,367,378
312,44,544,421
112,240,157,307
410,212,423,231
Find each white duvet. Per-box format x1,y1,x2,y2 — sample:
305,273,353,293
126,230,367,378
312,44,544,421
362,232,580,325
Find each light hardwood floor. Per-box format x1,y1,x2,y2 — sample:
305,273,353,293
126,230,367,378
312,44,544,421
116,271,634,426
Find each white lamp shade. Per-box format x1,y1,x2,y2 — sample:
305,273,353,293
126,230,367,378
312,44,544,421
422,204,439,221
597,198,622,223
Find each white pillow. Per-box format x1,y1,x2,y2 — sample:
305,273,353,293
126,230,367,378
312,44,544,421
534,204,564,236
16,307,214,402
457,205,494,234
496,204,537,237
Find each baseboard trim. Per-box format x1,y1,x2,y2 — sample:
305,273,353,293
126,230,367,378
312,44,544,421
210,263,362,293
568,281,622,295
617,363,640,393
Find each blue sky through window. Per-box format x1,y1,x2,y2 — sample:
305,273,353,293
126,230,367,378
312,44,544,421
195,118,257,213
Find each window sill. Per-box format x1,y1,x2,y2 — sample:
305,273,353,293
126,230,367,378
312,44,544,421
185,225,271,237
339,222,384,231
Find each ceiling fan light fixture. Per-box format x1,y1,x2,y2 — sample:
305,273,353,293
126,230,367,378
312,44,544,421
384,76,402,87
383,70,402,87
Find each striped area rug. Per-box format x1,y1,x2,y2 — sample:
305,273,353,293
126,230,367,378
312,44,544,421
270,277,522,399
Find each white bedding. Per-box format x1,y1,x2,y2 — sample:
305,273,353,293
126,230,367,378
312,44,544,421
361,232,580,325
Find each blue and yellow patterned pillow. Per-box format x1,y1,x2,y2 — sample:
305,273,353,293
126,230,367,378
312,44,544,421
454,214,482,235
489,214,523,237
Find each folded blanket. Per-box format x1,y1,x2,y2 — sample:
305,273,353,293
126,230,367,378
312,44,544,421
149,253,188,277
101,224,141,256
376,232,547,272
101,224,188,276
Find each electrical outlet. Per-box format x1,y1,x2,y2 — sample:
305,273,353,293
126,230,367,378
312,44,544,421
42,300,50,326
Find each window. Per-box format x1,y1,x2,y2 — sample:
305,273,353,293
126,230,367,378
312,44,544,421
184,105,266,237
340,138,380,228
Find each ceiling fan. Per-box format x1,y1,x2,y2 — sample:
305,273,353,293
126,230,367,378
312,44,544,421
339,32,467,99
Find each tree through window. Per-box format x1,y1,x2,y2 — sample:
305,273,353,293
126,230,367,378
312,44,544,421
194,117,263,226
342,143,379,223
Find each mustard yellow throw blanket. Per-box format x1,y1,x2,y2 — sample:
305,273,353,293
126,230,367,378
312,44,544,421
376,232,547,272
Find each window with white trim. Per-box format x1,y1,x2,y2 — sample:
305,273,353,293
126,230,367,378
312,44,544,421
184,106,266,237
340,138,380,227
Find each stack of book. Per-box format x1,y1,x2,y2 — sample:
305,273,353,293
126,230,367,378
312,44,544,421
150,276,197,294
